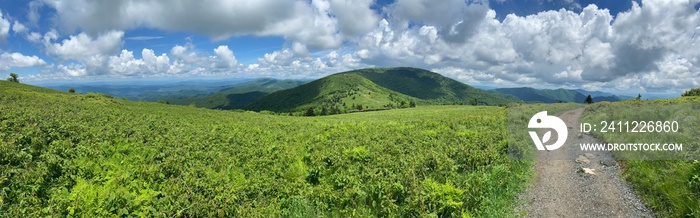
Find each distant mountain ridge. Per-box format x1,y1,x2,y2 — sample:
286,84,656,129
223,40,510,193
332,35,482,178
169,68,634,114
574,89,633,100
245,67,516,114
167,78,307,109
492,87,626,103
41,78,258,101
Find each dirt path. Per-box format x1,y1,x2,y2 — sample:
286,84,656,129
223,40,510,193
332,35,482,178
517,108,654,218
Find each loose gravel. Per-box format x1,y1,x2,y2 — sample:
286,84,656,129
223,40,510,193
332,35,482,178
516,108,654,218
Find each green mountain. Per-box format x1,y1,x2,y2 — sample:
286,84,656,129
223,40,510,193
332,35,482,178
492,87,622,103
167,78,306,109
245,67,515,113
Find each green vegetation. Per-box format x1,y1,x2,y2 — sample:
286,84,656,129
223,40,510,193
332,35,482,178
246,67,516,114
581,98,700,217
6,73,19,83
0,80,582,217
682,87,700,97
68,88,76,93
167,78,306,109
584,94,593,104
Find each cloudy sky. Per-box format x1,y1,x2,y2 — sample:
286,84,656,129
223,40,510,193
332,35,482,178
0,0,699,94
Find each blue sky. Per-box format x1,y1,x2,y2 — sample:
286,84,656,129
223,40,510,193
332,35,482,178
1,0,699,95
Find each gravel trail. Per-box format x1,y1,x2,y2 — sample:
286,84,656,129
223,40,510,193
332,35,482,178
517,108,654,218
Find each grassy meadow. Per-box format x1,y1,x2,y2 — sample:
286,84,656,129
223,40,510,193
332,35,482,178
0,80,581,217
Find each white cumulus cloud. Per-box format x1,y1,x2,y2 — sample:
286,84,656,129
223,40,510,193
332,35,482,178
330,0,379,36
48,43,244,77
213,45,238,68
36,0,380,49
0,11,10,41
0,52,47,71
348,0,700,93
44,30,124,61
12,21,27,33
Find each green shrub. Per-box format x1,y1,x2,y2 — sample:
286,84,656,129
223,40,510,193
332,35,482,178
6,73,19,83
682,88,700,97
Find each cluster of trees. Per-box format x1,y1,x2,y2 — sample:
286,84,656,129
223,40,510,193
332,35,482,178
382,101,417,109
352,103,363,111
304,100,419,116
304,105,343,116
470,98,478,105
682,88,700,97
303,86,421,116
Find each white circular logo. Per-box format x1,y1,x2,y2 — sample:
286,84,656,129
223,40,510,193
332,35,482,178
528,111,568,151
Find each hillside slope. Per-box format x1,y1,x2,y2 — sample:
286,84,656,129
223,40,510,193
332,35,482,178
246,67,514,113
167,78,306,109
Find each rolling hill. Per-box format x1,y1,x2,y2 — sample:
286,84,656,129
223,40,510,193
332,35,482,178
492,87,623,103
245,67,516,113
166,78,307,109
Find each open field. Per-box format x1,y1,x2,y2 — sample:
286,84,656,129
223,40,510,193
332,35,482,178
0,81,580,217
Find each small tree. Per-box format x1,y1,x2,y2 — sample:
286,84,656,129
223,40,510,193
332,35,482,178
409,101,416,108
636,93,641,101
584,94,594,104
7,73,19,83
305,107,315,116
471,98,478,106
69,88,76,93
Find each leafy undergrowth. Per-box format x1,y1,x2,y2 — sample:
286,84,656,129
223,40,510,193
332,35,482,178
581,98,700,217
1,80,555,217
